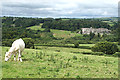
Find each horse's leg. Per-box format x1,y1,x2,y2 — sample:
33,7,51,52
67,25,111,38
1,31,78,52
14,52,16,61
18,50,22,62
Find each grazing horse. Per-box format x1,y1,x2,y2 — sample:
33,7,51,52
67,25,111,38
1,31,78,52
5,38,25,62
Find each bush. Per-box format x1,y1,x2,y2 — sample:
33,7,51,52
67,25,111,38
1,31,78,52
2,40,13,47
2,38,17,47
91,41,119,54
43,28,51,32
74,42,79,48
113,52,120,57
23,38,35,49
73,56,77,60
118,42,120,45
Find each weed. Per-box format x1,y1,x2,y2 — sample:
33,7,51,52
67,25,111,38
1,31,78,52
73,56,77,60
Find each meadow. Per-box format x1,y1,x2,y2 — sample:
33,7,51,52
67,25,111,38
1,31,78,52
27,24,82,39
2,45,118,78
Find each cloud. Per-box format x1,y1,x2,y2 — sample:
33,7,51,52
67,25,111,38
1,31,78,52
1,0,119,18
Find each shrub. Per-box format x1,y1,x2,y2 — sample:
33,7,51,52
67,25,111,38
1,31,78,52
73,56,77,60
23,38,35,49
113,52,120,57
43,28,51,32
118,42,120,45
74,42,79,48
91,41,119,54
76,75,81,79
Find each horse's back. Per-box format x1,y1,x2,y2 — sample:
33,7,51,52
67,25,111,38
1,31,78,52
12,38,25,51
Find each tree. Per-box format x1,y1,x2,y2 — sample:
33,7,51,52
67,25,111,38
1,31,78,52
89,32,95,40
23,38,35,49
97,33,100,38
74,42,79,48
44,28,51,32
117,22,120,45
91,41,119,54
102,33,107,38
80,29,83,34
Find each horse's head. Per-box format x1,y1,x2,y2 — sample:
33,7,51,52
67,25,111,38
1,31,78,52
5,52,11,62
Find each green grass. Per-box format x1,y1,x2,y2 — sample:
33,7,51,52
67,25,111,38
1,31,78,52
27,23,44,31
51,29,82,39
102,21,114,27
2,46,118,78
61,19,70,21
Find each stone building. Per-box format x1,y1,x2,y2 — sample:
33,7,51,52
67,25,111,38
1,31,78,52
79,27,111,34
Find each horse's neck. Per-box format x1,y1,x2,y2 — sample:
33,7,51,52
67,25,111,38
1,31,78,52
9,47,15,53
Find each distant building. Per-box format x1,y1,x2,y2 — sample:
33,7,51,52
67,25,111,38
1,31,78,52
79,27,111,34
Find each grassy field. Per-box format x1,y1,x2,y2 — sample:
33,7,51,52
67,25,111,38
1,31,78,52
102,21,114,27
27,23,44,31
27,24,82,39
2,45,118,78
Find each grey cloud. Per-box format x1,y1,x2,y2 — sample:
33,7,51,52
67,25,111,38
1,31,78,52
1,0,118,18
2,2,51,9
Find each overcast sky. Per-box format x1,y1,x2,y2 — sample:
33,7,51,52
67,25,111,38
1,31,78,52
1,0,119,18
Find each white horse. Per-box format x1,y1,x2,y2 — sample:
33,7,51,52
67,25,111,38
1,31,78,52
5,38,25,62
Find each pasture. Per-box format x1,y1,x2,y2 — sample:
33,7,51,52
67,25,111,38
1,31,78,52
27,24,82,39
102,21,114,27
2,45,118,78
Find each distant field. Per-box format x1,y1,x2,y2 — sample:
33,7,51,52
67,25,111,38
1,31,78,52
102,21,114,27
2,46,118,78
27,24,82,39
27,23,44,31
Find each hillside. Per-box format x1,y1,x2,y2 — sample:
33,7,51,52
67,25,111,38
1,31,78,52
2,16,119,48
27,24,82,39
95,17,118,22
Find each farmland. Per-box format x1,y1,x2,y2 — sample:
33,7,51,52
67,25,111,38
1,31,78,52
27,23,82,39
2,45,118,78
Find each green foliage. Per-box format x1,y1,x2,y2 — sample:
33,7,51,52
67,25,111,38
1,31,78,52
89,32,95,40
23,38,35,49
2,39,13,47
118,42,120,45
102,33,107,38
73,55,77,60
2,39,17,47
116,22,120,44
102,34,118,42
74,42,79,48
97,33,100,38
76,75,81,79
2,17,56,47
113,52,120,57
42,19,110,31
2,17,44,28
43,28,51,32
91,42,119,54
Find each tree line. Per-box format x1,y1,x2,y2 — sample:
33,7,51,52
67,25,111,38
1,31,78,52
42,19,110,31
